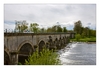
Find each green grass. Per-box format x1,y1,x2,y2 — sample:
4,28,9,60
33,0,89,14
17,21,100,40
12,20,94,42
70,37,96,42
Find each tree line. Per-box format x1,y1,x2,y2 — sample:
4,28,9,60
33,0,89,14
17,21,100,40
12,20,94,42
13,20,96,38
14,20,67,33
74,20,96,38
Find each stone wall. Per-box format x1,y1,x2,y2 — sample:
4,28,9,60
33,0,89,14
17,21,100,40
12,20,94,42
4,32,75,65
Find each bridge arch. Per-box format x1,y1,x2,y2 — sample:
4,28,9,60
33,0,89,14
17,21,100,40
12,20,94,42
38,40,45,51
55,38,58,41
17,40,34,52
17,40,34,64
59,37,62,40
4,46,11,65
62,37,65,44
54,38,58,45
48,36,53,42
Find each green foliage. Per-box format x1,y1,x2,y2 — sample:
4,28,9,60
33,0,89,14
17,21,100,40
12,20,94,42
56,25,62,32
70,37,96,42
18,62,22,65
52,25,57,32
41,28,46,33
81,27,96,38
47,27,52,33
30,23,39,33
14,20,96,38
73,20,96,38
83,27,90,37
81,32,85,38
46,25,63,33
15,20,28,32
25,48,60,65
75,34,81,41
63,27,67,32
90,29,96,37
74,20,82,34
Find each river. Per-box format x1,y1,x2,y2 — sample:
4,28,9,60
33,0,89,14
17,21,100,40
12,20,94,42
58,42,96,65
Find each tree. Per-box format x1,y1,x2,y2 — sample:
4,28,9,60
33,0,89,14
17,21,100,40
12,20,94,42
46,25,62,33
40,28,47,33
81,32,85,38
52,25,58,32
83,27,90,37
92,30,96,37
56,25,62,32
30,23,39,33
47,27,52,33
15,20,28,32
63,27,67,32
90,29,96,37
74,20,82,34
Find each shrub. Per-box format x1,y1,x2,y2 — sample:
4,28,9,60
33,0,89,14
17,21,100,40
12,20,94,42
75,34,81,41
25,47,60,65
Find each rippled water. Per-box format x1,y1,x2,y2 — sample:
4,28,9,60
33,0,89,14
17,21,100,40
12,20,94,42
58,42,96,65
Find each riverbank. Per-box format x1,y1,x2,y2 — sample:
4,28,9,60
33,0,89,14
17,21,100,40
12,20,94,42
70,37,96,42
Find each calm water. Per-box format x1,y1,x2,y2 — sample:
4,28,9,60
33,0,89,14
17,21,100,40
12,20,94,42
58,42,96,65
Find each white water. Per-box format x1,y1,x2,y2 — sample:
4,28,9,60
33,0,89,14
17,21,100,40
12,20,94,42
58,42,96,65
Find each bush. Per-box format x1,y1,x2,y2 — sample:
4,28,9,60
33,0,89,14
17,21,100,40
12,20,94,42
25,48,60,65
75,34,81,41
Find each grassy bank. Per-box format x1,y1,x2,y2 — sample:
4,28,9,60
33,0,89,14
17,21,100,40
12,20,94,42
70,37,96,42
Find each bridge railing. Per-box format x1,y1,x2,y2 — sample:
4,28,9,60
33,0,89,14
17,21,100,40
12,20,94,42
4,32,75,36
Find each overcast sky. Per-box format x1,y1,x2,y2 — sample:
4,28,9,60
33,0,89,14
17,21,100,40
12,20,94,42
4,4,96,31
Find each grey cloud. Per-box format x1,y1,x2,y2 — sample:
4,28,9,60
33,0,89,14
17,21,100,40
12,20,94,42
4,4,96,30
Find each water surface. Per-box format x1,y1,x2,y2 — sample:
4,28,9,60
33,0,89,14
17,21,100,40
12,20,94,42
58,42,96,65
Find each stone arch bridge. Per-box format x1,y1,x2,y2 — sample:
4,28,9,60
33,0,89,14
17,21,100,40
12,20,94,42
4,32,75,65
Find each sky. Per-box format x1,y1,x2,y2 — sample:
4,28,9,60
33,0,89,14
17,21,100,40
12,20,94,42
4,4,96,31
